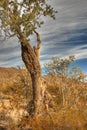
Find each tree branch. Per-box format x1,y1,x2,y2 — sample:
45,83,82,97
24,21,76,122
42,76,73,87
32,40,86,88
34,30,41,49
33,30,41,60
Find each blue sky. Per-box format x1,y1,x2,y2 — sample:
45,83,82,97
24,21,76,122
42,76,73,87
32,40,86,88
0,0,87,73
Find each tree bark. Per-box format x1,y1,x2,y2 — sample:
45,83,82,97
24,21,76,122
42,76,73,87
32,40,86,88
30,75,42,115
18,30,54,116
21,43,42,116
21,43,55,116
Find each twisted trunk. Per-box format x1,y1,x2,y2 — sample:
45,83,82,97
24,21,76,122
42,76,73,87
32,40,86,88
21,43,42,116
21,43,55,116
18,30,54,116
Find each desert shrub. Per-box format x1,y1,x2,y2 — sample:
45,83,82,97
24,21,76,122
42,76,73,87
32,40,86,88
2,67,32,108
47,84,63,106
0,60,87,130
14,67,32,100
19,108,87,130
44,56,87,109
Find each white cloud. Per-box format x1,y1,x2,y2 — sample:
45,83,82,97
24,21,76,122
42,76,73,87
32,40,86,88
0,0,87,67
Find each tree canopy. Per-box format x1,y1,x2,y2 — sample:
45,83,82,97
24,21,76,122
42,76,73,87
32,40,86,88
0,0,57,41
44,55,75,76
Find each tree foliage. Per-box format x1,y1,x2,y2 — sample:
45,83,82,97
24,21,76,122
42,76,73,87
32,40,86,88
44,55,75,76
0,0,57,40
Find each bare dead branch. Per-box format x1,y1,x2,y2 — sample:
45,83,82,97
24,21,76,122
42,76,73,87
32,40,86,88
33,30,41,60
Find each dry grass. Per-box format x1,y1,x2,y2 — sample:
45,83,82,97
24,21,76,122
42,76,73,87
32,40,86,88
19,109,87,130
0,67,87,130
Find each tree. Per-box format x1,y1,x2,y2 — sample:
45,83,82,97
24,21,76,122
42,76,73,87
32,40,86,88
44,55,75,106
44,55,75,76
0,0,57,116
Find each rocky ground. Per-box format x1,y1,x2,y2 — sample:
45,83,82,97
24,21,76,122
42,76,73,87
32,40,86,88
0,67,29,129
0,67,87,130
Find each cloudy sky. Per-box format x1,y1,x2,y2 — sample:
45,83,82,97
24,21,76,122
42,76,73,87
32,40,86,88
0,0,87,73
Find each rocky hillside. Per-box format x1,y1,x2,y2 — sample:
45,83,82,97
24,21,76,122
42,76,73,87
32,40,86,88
0,67,19,83
0,67,29,129
0,67,87,130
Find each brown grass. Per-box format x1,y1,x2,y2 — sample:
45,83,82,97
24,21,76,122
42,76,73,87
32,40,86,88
0,67,87,130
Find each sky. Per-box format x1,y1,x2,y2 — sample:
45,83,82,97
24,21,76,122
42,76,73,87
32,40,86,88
0,0,87,73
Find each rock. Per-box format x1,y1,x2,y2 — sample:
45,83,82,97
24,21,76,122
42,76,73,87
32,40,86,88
0,126,6,130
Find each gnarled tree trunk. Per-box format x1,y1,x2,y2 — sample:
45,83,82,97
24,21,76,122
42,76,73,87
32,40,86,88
19,31,54,116
21,43,42,116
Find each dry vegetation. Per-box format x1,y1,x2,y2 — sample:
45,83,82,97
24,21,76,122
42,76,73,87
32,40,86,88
0,66,87,130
